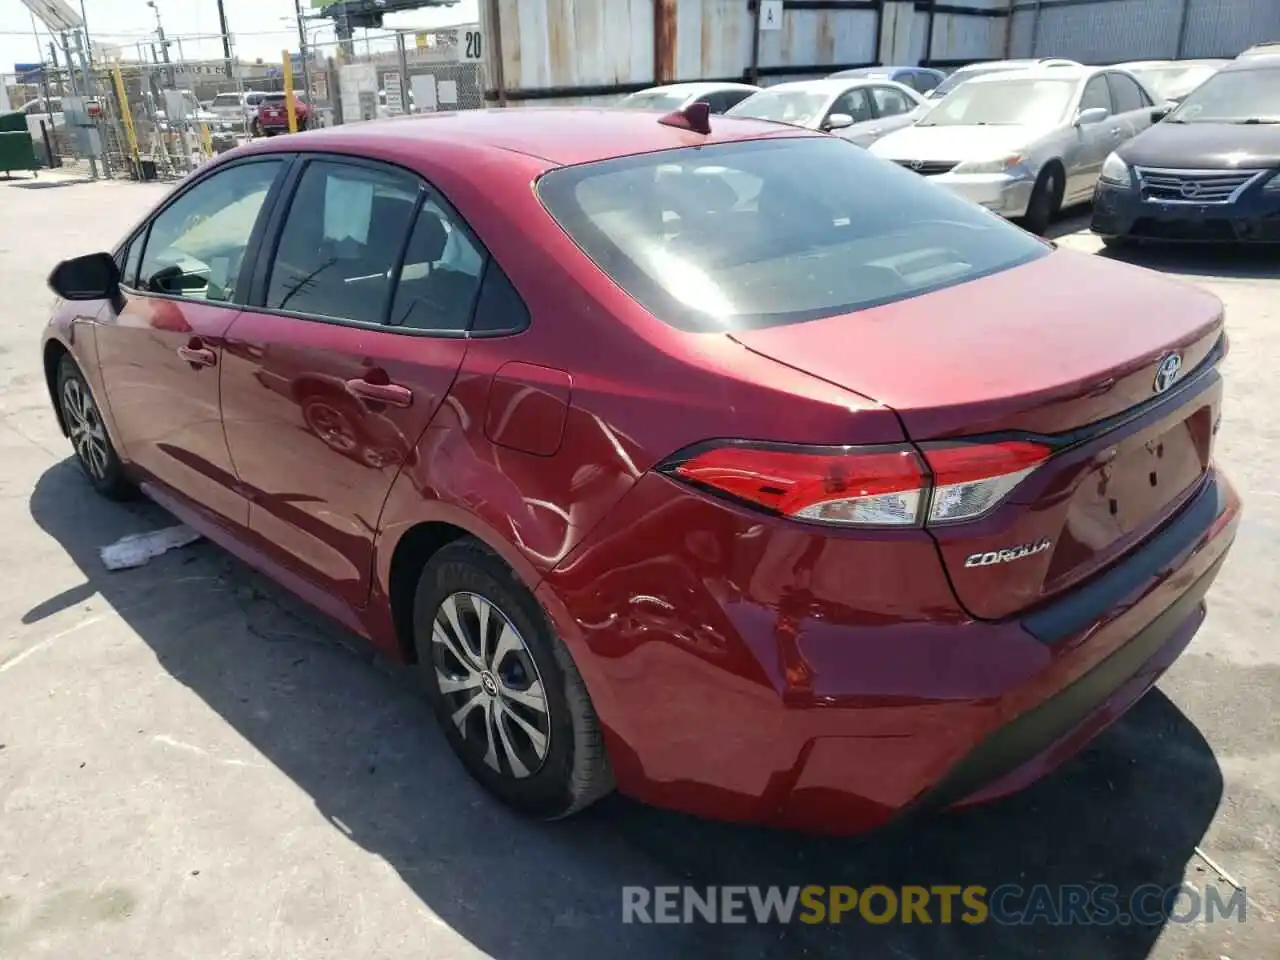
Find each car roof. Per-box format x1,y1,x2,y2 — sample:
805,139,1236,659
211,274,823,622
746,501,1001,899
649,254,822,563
1222,52,1280,70
638,82,759,95
758,77,898,94
241,107,818,168
964,65,1094,84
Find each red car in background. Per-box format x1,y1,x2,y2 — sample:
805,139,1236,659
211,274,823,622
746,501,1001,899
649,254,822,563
40,106,1239,834
256,91,313,135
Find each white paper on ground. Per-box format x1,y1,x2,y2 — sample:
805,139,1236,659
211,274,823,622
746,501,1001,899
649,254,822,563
100,525,204,572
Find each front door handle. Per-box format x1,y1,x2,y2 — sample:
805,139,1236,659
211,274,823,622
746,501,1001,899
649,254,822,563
345,378,413,408
177,341,216,368
1109,127,1124,135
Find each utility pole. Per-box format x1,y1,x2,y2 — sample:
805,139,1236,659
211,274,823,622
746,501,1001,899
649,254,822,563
216,0,234,79
294,0,313,101
147,1,175,87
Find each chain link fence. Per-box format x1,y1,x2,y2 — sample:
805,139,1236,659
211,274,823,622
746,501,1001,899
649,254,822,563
2,26,485,183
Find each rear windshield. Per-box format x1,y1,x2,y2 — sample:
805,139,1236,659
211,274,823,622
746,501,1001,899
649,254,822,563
537,137,1048,333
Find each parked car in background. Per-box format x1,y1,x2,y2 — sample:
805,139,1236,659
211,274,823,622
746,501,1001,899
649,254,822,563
257,92,313,135
827,65,945,96
870,66,1157,233
617,82,761,114
1092,54,1280,245
926,57,1082,99
208,90,268,133
727,78,925,146
40,107,1239,834
1118,59,1229,105
1237,40,1280,59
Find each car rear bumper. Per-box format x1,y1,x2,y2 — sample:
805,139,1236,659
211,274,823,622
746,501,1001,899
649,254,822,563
1092,179,1280,242
540,468,1240,834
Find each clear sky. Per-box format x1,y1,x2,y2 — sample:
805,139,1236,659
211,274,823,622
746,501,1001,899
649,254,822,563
1,0,478,73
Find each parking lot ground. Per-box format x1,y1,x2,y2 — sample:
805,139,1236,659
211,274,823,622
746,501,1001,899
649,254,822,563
0,180,1276,960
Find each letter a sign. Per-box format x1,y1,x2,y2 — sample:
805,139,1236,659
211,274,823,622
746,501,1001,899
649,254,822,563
760,0,783,31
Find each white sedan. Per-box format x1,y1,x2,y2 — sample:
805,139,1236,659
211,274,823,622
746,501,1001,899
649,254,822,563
617,82,761,115
726,78,926,147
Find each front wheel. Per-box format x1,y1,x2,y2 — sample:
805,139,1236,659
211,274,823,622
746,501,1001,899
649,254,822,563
413,539,613,819
1021,166,1063,236
57,355,132,500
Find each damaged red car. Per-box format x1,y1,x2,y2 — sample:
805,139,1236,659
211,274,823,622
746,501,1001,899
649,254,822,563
41,106,1240,833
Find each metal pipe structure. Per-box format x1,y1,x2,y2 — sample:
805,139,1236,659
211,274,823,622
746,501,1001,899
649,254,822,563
748,0,763,85
216,0,235,78
294,0,315,103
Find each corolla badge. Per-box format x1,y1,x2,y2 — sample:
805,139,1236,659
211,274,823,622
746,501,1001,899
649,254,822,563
964,539,1053,568
1153,352,1183,394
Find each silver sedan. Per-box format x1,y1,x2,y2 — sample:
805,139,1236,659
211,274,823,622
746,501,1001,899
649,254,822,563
727,78,926,147
869,66,1159,234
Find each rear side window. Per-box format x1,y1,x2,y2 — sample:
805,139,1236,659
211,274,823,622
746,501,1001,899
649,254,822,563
266,160,420,325
870,85,915,117
912,71,942,94
537,137,1047,333
1080,76,1111,114
387,197,486,332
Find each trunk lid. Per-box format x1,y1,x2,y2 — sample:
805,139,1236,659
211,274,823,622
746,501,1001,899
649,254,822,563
731,249,1225,619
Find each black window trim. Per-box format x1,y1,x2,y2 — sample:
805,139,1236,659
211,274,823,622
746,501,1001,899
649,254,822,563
245,151,528,339
1105,70,1151,113
1079,74,1113,117
113,153,294,310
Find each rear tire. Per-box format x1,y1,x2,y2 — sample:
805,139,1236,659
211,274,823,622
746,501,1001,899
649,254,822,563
413,539,613,819
1021,165,1064,236
56,355,132,500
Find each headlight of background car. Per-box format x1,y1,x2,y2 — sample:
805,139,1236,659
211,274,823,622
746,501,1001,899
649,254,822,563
951,154,1027,175
1100,152,1132,187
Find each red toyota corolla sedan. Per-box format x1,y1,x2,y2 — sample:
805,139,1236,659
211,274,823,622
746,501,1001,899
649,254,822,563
41,106,1240,834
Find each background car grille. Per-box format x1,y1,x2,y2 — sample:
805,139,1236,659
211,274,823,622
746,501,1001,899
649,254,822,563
1134,167,1267,204
894,160,959,176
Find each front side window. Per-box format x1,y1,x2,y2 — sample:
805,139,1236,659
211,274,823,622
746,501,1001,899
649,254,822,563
537,137,1047,333
1107,73,1147,113
829,88,874,124
1169,65,1280,123
1079,76,1112,114
919,78,1077,126
138,159,283,302
266,160,421,325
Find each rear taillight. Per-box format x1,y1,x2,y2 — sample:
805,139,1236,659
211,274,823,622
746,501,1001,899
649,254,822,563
661,439,1051,528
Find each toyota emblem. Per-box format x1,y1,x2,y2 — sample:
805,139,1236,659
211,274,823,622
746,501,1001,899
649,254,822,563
1178,180,1202,199
1154,352,1183,394
909,159,924,171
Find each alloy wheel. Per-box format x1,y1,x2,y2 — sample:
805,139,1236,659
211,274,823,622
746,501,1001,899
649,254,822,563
431,591,551,779
63,377,110,481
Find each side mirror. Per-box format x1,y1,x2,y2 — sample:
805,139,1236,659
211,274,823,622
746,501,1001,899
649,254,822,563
1075,106,1109,126
1151,102,1175,123
48,252,119,301
823,113,855,131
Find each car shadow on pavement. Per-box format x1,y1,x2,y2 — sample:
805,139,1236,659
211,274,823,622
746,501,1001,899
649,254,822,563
1099,243,1280,281
27,459,1226,960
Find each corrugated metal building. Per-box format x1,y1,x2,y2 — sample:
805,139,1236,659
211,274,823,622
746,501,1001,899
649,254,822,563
475,0,1280,106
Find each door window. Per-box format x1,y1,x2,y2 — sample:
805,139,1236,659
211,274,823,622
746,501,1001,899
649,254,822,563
828,88,874,124
911,71,942,94
388,197,486,332
720,89,756,112
869,85,915,117
137,159,284,302
117,233,144,289
265,160,421,325
1107,72,1149,113
1079,76,1112,115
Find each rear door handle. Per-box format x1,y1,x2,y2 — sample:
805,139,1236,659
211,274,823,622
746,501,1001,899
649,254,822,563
177,342,216,368
345,378,413,408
